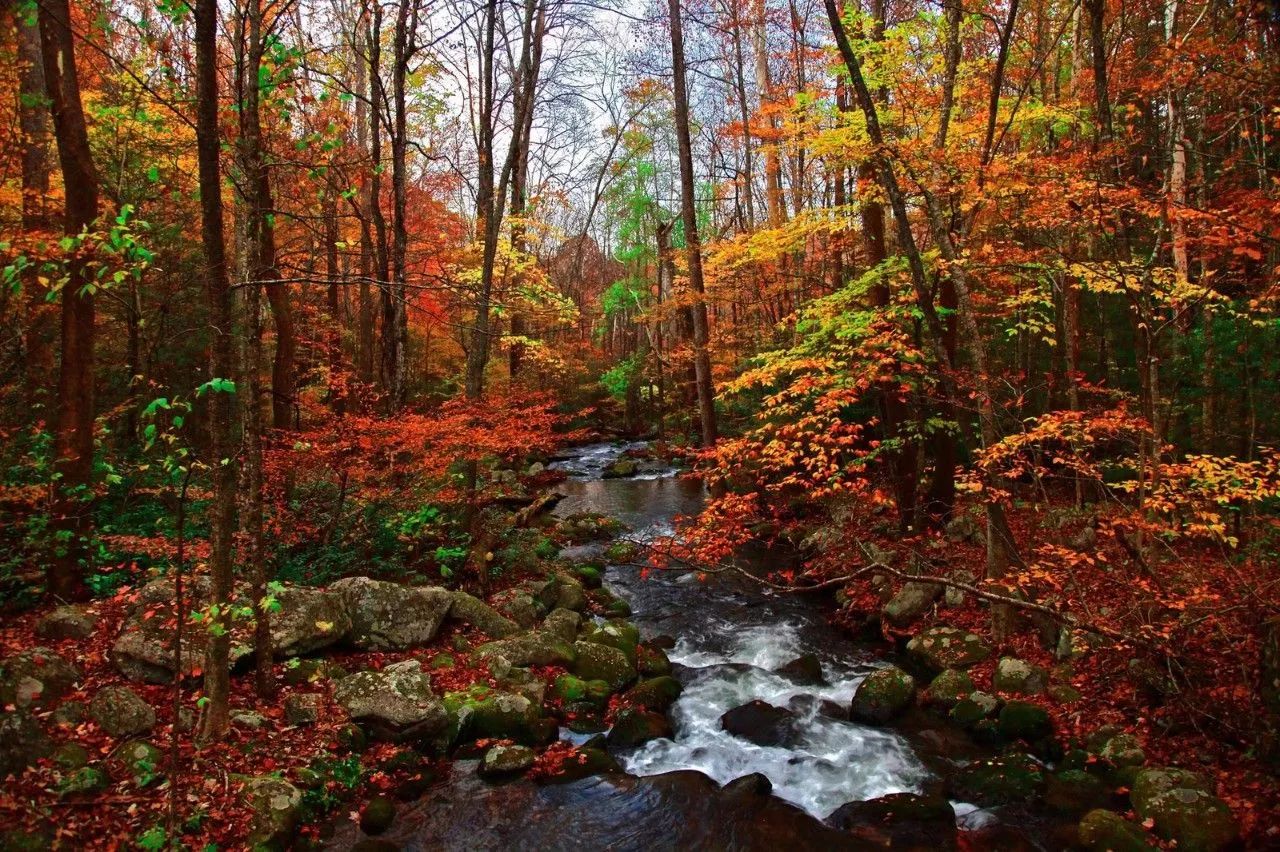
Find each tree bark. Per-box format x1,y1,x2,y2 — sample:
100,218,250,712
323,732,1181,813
194,0,238,741
38,0,101,602
669,0,718,446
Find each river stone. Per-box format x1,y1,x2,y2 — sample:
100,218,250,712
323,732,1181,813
359,795,397,835
0,647,80,710
479,632,577,668
1044,769,1109,816
850,666,916,724
479,743,535,778
270,586,351,656
623,676,683,713
538,746,622,784
951,753,1046,806
637,644,672,678
0,711,51,776
720,700,797,748
777,653,824,685
331,577,453,650
1097,732,1146,768
494,592,540,629
997,700,1053,742
1130,768,1237,851
570,641,634,692
1077,809,1153,852
925,669,975,709
603,459,638,478
89,686,156,738
448,591,521,638
882,582,943,628
333,661,449,742
607,708,672,748
905,626,992,672
54,742,89,770
829,793,957,850
448,688,542,743
241,775,303,847
554,575,589,612
542,608,581,642
993,657,1049,695
580,620,640,664
949,691,1000,727
284,693,322,726
35,606,97,641
572,563,604,589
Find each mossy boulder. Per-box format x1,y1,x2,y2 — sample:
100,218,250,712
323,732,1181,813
446,688,542,744
1130,768,1238,851
331,577,453,650
925,669,975,709
537,746,622,784
90,685,156,738
35,606,97,641
0,647,80,710
1077,809,1153,851
951,753,1046,806
623,676,683,713
270,586,352,656
1044,769,1109,816
59,766,109,797
1095,732,1146,769
603,459,638,478
829,793,957,850
359,795,396,835
570,640,635,693
636,644,672,678
550,675,612,708
494,592,540,629
448,591,521,639
572,564,603,589
285,693,323,726
53,742,89,770
948,691,1000,727
113,739,164,784
850,666,916,724
479,744,535,778
997,700,1053,742
241,776,303,847
542,609,582,643
881,582,943,628
333,660,449,742
993,657,1049,695
580,620,640,664
478,632,577,668
606,708,672,748
554,577,589,612
905,627,992,673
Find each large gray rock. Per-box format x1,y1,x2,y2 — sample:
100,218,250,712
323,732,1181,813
270,586,351,656
110,576,249,683
0,711,51,777
333,660,449,741
331,577,453,650
90,686,156,738
993,657,1049,695
1130,768,1238,851
541,608,581,643
0,647,80,709
570,641,634,693
478,632,577,668
1077,809,1152,852
35,606,97,640
882,582,942,628
480,743,535,777
448,591,521,638
850,667,916,724
241,776,303,847
905,626,992,673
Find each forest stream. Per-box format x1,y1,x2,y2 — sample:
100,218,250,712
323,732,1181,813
326,442,1079,851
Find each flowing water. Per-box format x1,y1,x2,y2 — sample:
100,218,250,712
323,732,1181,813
330,441,1065,850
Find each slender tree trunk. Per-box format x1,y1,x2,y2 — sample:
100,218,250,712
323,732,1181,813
39,0,100,602
354,12,376,386
194,0,238,741
669,0,718,446
753,0,785,227
17,9,55,413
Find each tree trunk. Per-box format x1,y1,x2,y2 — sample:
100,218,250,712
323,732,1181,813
194,0,238,741
669,0,718,446
18,8,55,414
39,0,101,602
